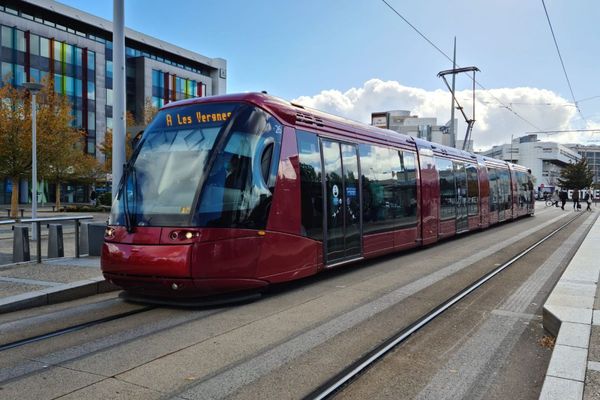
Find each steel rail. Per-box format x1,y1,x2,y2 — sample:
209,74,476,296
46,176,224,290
0,306,154,352
306,213,584,400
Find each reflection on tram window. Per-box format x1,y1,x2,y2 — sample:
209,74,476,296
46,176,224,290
297,131,323,240
516,171,531,208
466,164,479,216
196,107,282,229
498,168,511,210
488,168,499,212
359,144,417,234
435,157,455,220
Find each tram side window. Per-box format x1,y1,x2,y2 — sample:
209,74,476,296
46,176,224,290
466,164,479,216
516,171,531,207
399,151,418,224
488,168,499,212
435,157,455,220
297,131,323,240
499,169,512,210
360,144,416,234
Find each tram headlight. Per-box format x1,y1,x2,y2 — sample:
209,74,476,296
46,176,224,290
169,230,199,241
105,227,115,239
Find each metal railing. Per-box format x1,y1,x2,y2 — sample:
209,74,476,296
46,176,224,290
0,220,17,226
18,215,94,263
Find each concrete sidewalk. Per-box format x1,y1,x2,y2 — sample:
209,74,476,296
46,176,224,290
0,256,116,314
540,210,600,400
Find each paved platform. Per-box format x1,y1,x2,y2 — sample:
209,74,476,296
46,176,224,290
541,210,600,400
0,206,114,314
0,256,116,314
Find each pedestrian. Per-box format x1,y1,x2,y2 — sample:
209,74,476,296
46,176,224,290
585,189,593,212
90,189,97,206
559,189,567,210
572,189,580,211
551,189,560,207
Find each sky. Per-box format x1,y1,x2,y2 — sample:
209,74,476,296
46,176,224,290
57,0,600,151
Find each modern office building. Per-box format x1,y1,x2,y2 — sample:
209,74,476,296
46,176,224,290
0,0,226,204
480,134,581,193
371,110,461,149
568,144,600,185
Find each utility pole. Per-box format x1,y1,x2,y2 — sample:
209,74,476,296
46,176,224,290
438,65,480,151
450,37,456,149
112,0,126,199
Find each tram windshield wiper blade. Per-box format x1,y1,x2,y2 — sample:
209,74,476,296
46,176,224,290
123,164,137,233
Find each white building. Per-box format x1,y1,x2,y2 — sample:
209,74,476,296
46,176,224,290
371,110,460,149
480,134,581,193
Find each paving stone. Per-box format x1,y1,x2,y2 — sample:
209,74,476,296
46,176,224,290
556,322,591,349
540,376,584,400
547,344,588,382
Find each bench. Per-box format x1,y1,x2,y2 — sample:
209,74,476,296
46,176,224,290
5,208,24,217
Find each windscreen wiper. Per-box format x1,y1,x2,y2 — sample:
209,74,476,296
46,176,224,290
123,164,136,233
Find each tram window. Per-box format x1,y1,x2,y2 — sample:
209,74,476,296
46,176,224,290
260,142,274,185
516,171,531,207
360,144,417,234
466,164,479,216
297,131,323,240
399,151,418,224
196,106,282,229
499,169,511,210
435,157,455,220
488,168,499,212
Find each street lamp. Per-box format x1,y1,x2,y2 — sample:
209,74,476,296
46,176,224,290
23,81,44,241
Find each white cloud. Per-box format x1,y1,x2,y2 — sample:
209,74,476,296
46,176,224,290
292,79,597,151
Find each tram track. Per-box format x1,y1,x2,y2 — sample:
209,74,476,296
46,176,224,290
0,305,154,352
306,211,587,400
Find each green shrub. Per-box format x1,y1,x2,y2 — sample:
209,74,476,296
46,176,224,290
98,192,112,206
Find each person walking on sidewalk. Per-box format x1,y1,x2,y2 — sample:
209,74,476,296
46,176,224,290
585,189,593,212
572,189,580,211
551,189,560,207
559,189,568,210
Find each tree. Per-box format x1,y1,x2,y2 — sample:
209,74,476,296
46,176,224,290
36,78,99,210
0,81,31,217
98,99,159,174
143,96,159,125
97,111,136,173
557,158,594,190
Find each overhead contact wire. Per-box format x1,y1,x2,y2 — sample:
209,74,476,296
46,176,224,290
380,0,544,132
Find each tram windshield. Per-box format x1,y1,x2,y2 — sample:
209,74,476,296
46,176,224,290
110,102,282,228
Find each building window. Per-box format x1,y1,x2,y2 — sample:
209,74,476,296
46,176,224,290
1,26,12,48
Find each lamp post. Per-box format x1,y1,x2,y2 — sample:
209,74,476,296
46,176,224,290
23,82,44,240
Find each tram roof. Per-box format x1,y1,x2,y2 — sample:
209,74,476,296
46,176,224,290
161,92,422,149
160,93,527,170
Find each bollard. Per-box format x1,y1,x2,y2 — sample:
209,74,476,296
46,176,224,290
47,224,64,258
88,222,107,256
79,221,91,255
12,225,31,262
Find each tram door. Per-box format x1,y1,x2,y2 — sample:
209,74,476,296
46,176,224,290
322,140,361,264
455,163,468,232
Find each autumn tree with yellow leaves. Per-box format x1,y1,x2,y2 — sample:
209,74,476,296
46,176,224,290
0,82,32,217
0,76,100,215
98,97,158,173
36,79,99,210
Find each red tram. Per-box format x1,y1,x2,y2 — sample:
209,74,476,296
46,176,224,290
101,93,534,301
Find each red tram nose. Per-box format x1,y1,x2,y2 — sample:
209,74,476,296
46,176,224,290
101,226,195,295
101,226,269,298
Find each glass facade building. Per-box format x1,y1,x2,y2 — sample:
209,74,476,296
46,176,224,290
0,0,226,204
